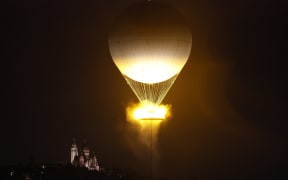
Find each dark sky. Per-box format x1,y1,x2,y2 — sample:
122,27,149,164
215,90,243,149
2,0,287,179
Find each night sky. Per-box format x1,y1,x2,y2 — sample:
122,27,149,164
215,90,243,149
2,0,287,179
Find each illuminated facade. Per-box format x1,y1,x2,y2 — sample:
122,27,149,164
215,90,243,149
70,139,100,171
71,139,78,163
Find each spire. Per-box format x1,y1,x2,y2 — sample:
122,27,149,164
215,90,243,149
82,139,90,160
72,138,77,148
82,139,87,145
71,138,78,164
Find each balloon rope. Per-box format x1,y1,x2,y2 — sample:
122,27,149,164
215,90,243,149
151,120,153,180
124,74,178,105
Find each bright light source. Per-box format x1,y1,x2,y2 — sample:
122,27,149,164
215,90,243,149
109,2,192,105
131,102,170,121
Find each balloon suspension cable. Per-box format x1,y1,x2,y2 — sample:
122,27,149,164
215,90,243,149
150,120,153,180
124,74,178,106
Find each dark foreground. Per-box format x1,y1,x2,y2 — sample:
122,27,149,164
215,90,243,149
0,164,154,180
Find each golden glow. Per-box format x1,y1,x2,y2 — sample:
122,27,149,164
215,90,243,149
127,102,171,121
110,39,191,83
133,105,165,120
124,102,172,157
118,59,182,84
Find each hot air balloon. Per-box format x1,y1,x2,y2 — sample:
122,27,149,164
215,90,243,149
109,2,192,106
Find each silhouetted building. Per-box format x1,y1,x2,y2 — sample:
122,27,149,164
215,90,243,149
71,139,78,163
71,139,100,171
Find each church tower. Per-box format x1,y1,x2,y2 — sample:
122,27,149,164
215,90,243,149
79,152,85,167
88,152,100,171
82,139,90,160
71,138,78,164
94,154,100,171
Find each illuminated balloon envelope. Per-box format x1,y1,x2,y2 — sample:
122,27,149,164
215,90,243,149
109,2,192,105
